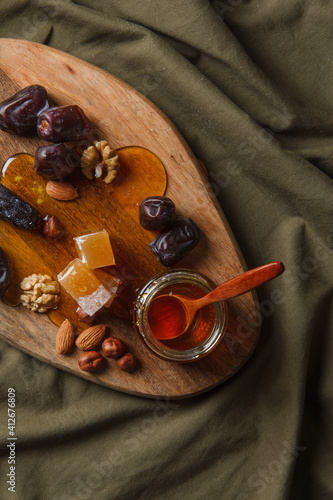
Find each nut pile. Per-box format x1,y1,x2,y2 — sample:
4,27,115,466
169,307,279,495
56,318,138,373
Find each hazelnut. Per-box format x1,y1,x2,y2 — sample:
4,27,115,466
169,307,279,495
42,215,65,239
76,307,99,324
102,337,126,359
116,352,137,372
78,351,103,372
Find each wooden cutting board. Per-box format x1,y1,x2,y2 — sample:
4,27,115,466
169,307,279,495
0,39,260,399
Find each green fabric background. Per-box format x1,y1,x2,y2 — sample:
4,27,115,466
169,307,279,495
0,1,332,499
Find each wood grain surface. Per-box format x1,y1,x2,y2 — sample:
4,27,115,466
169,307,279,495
0,39,260,399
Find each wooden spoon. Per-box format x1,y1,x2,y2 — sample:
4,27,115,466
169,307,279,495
148,261,285,340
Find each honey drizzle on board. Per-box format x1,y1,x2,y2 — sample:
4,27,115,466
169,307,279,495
0,149,167,327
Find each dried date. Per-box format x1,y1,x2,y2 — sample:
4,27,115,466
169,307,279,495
37,105,91,142
0,85,49,135
35,143,80,180
139,196,175,230
149,216,201,267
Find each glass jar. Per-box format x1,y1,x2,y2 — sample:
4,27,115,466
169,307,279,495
134,269,228,362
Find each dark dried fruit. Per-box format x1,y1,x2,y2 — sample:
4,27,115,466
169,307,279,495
102,337,126,359
149,216,201,267
0,246,9,296
0,183,39,230
35,143,80,181
37,105,91,142
139,196,175,230
0,85,49,135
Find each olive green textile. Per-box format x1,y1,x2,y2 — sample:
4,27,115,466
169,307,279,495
0,1,332,499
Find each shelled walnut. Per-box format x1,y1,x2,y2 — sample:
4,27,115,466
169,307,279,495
81,140,120,184
19,273,60,313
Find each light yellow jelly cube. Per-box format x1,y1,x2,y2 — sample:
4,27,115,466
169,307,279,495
74,230,115,269
57,258,112,315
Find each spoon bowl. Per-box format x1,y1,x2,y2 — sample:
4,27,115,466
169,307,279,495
148,261,285,340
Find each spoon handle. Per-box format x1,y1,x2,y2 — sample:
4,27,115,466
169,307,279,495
197,261,285,308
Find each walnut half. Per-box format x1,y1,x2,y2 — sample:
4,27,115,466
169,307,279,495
19,274,60,313
81,140,120,184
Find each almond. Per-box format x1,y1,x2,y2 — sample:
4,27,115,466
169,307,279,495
75,324,106,351
56,319,76,354
46,180,78,201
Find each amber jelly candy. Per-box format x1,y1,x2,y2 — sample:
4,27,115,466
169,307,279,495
74,230,115,269
57,259,113,316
